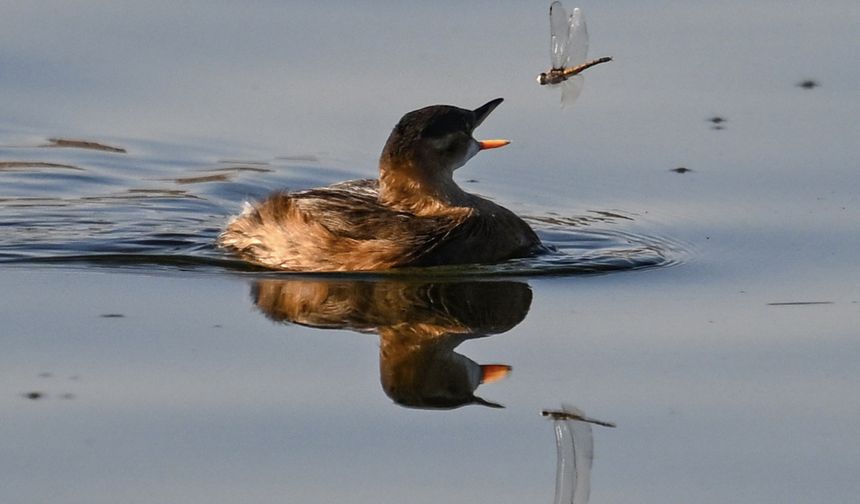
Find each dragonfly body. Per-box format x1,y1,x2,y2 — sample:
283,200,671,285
538,56,613,86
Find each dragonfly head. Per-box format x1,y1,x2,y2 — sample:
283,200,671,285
537,72,549,85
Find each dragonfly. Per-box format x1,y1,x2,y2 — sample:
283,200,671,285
536,1,612,106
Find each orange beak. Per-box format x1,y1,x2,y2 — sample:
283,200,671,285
478,139,510,150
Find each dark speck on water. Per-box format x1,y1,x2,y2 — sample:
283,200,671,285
797,79,820,89
708,116,727,130
23,392,45,400
100,313,125,318
671,167,692,173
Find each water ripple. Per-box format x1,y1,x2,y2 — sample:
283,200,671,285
0,135,688,276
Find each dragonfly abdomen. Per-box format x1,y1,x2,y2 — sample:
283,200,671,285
561,56,613,78
538,56,611,86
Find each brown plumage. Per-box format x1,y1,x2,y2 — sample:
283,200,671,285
217,98,541,271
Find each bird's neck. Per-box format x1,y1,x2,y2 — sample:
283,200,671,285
378,159,470,216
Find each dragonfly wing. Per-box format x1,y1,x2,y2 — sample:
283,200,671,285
566,7,589,68
560,75,585,107
549,1,571,70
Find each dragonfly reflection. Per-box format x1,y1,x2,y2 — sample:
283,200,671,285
536,1,612,106
543,404,615,504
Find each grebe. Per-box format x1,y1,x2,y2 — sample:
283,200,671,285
217,98,541,271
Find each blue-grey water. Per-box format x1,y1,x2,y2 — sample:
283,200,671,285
2,2,859,503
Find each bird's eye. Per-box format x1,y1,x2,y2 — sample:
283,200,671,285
428,135,454,152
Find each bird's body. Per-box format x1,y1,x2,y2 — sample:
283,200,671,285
218,99,542,271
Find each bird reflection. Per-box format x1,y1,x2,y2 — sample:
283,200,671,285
251,278,532,409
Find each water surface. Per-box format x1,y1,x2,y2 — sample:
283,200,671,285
2,2,859,503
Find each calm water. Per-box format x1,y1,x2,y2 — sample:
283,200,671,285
2,2,860,503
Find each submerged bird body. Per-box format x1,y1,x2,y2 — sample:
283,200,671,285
218,99,541,271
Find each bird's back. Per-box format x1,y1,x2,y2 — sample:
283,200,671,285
217,180,468,271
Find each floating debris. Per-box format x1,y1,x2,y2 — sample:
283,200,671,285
43,138,126,153
671,167,692,174
207,166,273,173
126,188,191,197
275,154,321,163
23,391,45,400
218,159,271,166
767,301,834,306
0,161,83,171
169,173,230,185
100,313,125,318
